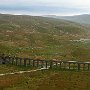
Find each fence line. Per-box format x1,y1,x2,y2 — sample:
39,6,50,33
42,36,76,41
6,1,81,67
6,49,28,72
0,55,90,71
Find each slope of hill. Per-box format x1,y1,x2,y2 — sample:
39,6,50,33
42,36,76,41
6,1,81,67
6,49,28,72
60,14,90,24
44,14,90,24
0,14,90,61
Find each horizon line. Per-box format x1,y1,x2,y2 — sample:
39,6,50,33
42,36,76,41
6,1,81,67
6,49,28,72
0,12,90,16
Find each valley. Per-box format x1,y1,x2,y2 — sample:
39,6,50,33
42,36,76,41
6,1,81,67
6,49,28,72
0,14,90,90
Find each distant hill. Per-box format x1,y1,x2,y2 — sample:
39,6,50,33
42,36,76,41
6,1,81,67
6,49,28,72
0,14,90,60
43,14,90,24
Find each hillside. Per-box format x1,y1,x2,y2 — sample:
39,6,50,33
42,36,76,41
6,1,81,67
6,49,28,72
0,14,90,61
44,14,90,24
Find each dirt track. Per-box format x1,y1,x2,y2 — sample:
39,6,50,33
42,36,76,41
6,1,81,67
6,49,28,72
0,68,48,76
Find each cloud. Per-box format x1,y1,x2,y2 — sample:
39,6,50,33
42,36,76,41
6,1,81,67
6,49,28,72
0,0,90,15
1,0,90,7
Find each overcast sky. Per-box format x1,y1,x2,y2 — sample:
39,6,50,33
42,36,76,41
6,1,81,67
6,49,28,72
0,0,90,16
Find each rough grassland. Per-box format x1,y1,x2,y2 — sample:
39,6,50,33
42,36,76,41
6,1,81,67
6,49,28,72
0,69,90,90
